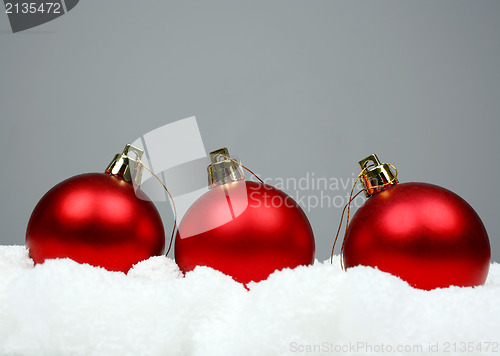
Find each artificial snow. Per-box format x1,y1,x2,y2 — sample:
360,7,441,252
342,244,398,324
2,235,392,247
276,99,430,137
1,246,499,356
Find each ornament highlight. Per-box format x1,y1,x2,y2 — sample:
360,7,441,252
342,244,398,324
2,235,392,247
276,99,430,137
26,144,165,273
342,154,490,290
175,148,315,284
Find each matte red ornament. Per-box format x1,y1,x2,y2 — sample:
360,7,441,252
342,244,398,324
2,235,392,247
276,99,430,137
343,154,490,290
175,148,315,285
26,145,165,273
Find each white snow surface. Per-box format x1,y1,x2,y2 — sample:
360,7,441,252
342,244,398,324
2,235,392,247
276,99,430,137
1,245,499,356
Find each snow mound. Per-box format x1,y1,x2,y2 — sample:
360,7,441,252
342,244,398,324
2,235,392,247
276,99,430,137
1,245,499,355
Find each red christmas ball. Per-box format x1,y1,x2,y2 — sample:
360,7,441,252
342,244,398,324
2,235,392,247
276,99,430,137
26,146,165,273
343,182,490,290
175,180,315,284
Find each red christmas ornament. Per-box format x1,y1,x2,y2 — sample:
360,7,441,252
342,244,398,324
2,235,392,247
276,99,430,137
343,154,490,290
26,144,165,273
175,148,315,284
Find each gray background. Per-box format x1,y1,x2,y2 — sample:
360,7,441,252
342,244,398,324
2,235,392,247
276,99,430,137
1,0,499,262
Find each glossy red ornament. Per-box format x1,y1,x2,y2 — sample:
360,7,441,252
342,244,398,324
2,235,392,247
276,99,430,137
343,155,490,290
175,148,315,285
26,145,165,273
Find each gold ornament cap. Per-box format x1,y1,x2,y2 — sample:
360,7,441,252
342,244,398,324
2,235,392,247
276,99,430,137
105,144,144,185
358,153,398,197
207,148,244,188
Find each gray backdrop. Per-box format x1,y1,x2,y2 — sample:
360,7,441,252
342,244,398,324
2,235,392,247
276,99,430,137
1,0,499,262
